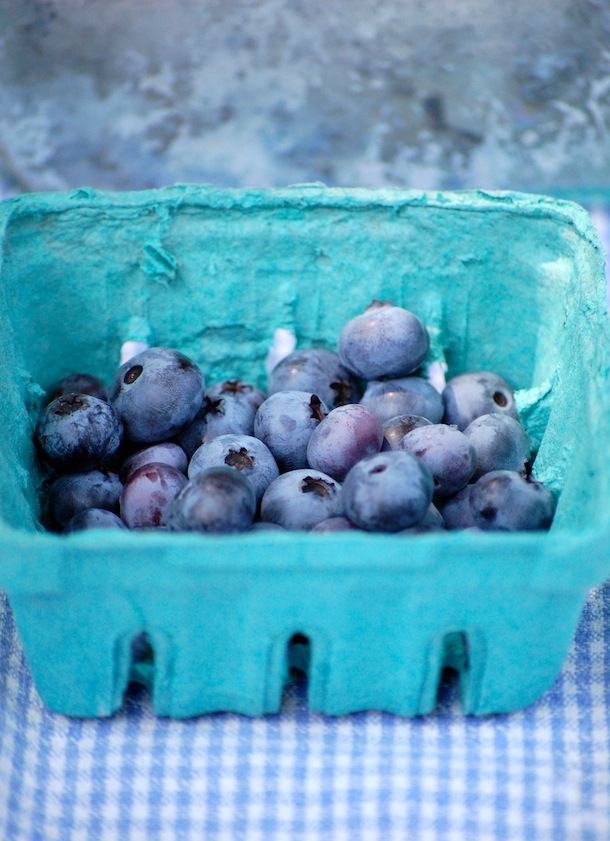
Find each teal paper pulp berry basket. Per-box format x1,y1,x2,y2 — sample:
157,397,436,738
0,185,609,719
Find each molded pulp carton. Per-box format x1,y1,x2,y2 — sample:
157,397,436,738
0,186,608,719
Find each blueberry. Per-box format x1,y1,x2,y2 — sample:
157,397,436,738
338,301,429,379
206,379,266,412
260,469,343,530
251,521,287,532
120,442,188,482
35,393,123,473
311,516,360,533
342,451,434,532
120,462,188,529
63,508,127,532
442,371,519,431
469,470,556,531
51,373,108,403
361,377,444,424
463,414,531,480
109,347,205,444
166,467,256,533
381,415,433,451
49,469,122,528
188,433,279,502
398,503,446,534
306,403,383,481
437,484,478,530
267,347,359,408
177,378,266,456
401,423,477,497
254,390,328,472
199,392,256,440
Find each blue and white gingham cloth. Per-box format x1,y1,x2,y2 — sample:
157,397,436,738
1,200,609,841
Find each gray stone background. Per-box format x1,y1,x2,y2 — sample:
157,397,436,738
1,0,610,194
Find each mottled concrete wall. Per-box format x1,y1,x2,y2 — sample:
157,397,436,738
1,0,609,192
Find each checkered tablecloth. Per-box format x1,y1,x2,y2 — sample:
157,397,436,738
1,195,609,841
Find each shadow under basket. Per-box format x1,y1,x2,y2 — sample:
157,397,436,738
0,185,609,719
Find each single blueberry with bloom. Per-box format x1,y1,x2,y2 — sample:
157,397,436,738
109,347,205,444
189,433,279,502
469,470,556,531
306,403,383,481
49,469,122,527
381,415,432,451
267,347,359,409
63,508,127,532
442,371,519,431
50,372,108,403
260,469,343,530
254,390,328,472
463,413,531,480
400,423,477,498
338,300,429,380
120,442,188,482
360,377,443,424
342,451,434,532
166,467,257,534
120,462,188,529
35,392,123,473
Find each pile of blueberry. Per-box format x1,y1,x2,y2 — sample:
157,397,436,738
35,301,556,535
